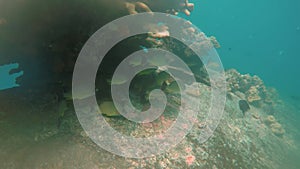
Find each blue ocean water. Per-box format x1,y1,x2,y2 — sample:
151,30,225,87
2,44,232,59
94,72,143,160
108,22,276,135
0,63,23,90
186,3,300,167
188,0,300,97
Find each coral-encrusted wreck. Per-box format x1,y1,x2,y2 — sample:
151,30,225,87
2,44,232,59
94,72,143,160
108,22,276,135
0,1,298,169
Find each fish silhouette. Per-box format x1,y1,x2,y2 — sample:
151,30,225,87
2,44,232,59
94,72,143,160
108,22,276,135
239,100,250,116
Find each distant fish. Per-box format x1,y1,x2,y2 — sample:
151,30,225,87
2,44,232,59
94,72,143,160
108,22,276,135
278,50,284,56
290,95,300,101
239,100,250,116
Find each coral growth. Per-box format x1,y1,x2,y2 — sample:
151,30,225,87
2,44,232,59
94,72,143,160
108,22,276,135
226,69,273,107
190,32,220,50
209,36,221,48
270,122,285,137
246,86,261,103
125,0,195,16
264,115,285,137
185,154,196,166
264,115,276,125
125,1,152,14
146,23,170,38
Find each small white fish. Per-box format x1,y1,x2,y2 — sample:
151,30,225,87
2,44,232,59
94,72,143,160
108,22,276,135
139,45,148,53
278,50,284,56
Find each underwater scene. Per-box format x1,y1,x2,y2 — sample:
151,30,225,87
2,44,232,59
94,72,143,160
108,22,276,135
0,0,299,169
